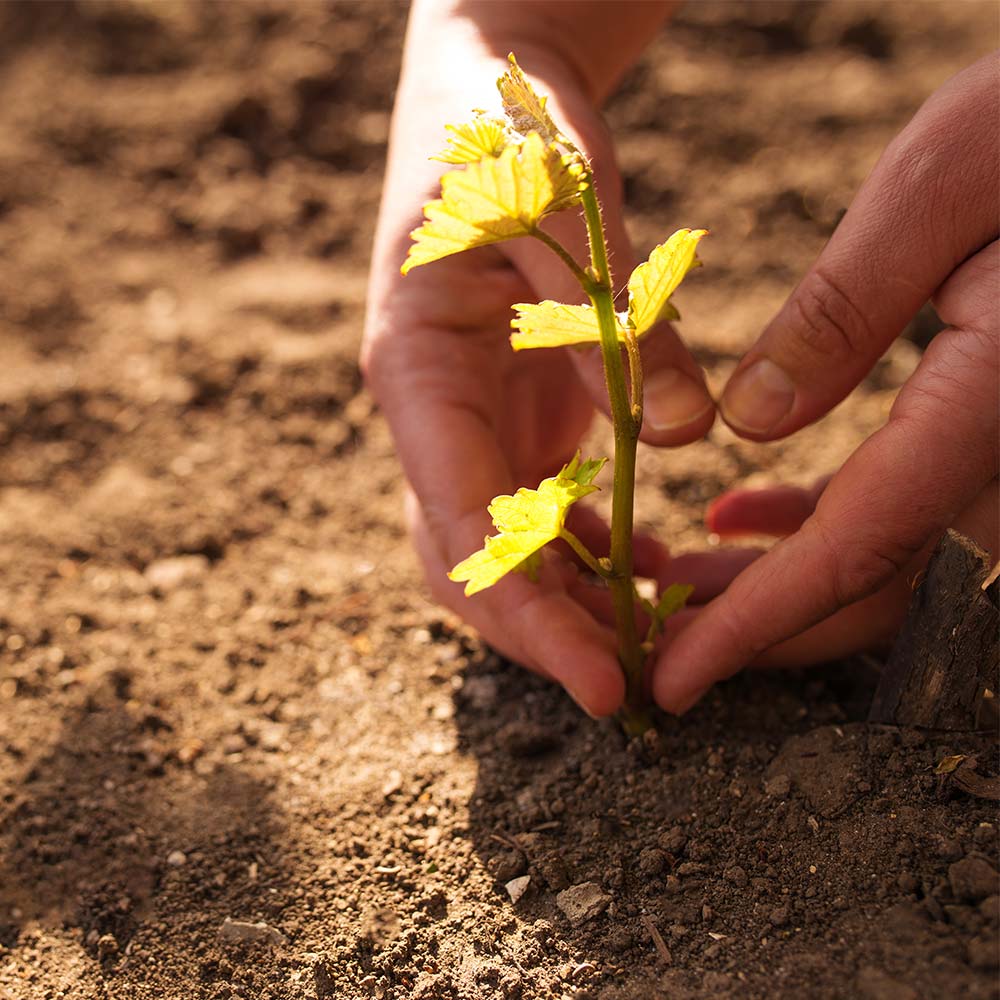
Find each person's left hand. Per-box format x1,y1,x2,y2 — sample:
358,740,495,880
651,52,999,714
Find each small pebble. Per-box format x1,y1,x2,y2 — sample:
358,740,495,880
218,917,287,947
166,850,187,867
505,875,531,905
555,882,611,926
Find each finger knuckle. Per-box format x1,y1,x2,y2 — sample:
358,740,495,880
787,267,872,366
902,326,998,418
810,518,911,608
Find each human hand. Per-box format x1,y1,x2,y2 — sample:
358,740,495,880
362,1,714,716
653,52,999,713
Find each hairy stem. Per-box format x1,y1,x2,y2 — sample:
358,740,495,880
560,529,612,579
580,186,648,734
530,228,592,289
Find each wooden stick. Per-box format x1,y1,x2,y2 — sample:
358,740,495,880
869,530,999,730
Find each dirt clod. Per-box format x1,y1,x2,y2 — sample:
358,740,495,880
555,883,611,926
948,857,999,903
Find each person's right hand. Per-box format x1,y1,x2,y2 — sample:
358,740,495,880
362,2,713,716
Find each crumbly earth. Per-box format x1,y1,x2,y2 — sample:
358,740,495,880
0,3,997,999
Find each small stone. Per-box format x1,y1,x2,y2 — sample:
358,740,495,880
505,876,531,905
381,770,403,797
144,555,209,592
764,774,791,797
218,917,287,947
948,857,998,903
166,850,187,867
638,848,667,876
723,865,748,888
555,882,611,926
769,906,789,927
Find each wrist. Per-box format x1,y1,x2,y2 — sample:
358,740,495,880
405,0,673,106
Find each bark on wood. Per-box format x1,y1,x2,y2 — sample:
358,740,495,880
869,529,999,730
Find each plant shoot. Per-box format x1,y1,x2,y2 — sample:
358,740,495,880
401,55,706,735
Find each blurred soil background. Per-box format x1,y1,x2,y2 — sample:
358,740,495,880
0,2,997,998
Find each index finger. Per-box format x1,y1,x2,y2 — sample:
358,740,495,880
653,316,998,714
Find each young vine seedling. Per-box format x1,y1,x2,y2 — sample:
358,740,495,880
401,55,707,735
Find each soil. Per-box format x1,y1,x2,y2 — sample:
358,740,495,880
0,3,997,999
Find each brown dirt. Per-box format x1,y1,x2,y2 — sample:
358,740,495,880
0,3,997,999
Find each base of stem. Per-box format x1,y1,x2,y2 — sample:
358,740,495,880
617,703,654,738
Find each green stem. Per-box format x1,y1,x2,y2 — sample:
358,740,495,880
580,186,647,733
530,228,591,290
623,329,643,425
560,529,612,579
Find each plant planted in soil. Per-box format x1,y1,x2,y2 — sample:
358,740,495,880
401,55,706,735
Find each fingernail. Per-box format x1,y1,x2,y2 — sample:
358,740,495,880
644,368,714,432
656,679,712,716
720,358,795,434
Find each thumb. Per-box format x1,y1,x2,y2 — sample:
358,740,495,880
718,54,998,441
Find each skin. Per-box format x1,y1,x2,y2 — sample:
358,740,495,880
363,0,999,718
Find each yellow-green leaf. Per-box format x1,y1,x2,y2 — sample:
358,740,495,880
654,583,694,624
497,53,575,151
432,116,510,164
934,754,967,775
627,228,708,335
401,133,587,275
448,453,607,596
509,301,630,351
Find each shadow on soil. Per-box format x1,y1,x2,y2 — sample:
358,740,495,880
0,669,291,969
